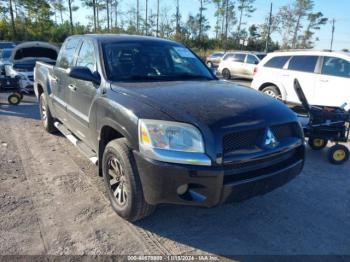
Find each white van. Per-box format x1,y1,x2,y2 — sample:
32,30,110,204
251,51,350,108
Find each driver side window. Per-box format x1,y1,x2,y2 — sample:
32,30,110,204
76,40,97,72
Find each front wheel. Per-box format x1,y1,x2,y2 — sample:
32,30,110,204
262,85,282,100
102,138,155,221
327,144,349,165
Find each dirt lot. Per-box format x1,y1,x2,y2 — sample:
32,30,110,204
0,91,350,257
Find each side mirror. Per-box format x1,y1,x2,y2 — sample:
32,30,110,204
254,60,259,65
68,66,101,85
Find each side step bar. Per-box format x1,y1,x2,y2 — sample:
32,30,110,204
54,122,98,165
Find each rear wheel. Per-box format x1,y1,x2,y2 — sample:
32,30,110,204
327,144,349,165
39,93,56,133
308,137,328,150
222,68,231,80
102,138,155,221
8,94,21,105
261,85,282,100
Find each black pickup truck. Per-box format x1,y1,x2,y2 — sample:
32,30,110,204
34,34,305,221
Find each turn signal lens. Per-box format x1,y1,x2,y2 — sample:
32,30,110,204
140,124,151,145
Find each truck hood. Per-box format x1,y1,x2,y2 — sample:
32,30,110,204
10,41,59,63
111,80,297,132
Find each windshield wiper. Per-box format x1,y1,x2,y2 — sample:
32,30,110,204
124,75,162,81
173,73,213,80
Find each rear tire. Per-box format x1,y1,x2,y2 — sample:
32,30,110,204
261,85,282,100
308,137,328,150
39,93,56,133
102,138,155,221
222,68,231,80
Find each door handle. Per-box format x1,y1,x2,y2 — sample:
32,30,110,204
68,84,77,92
282,74,290,77
320,79,329,82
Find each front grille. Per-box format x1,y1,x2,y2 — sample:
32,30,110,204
222,122,301,155
223,147,303,185
223,128,264,153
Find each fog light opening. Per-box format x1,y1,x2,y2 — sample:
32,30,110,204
177,184,189,195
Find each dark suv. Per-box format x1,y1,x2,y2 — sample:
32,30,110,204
35,34,305,221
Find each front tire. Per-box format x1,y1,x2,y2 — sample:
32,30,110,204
102,138,155,221
262,85,282,100
8,94,21,105
39,93,56,133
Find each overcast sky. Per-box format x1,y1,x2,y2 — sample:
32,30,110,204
73,0,350,51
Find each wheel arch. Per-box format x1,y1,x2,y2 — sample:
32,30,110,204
97,120,136,176
258,82,287,101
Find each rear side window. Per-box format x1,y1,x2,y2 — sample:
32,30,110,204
223,54,234,61
288,56,318,73
246,54,259,64
233,54,246,62
321,57,350,78
264,56,291,69
56,38,81,69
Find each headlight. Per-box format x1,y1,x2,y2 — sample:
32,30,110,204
139,119,204,153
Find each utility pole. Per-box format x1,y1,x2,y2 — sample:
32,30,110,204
175,0,180,35
145,0,148,35
224,0,229,51
330,18,335,51
156,0,160,37
136,0,140,33
265,2,272,52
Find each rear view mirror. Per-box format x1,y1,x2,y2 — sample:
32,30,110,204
68,66,101,85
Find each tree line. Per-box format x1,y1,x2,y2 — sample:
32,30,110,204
0,0,328,52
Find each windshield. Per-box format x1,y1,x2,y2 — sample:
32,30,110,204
102,42,214,82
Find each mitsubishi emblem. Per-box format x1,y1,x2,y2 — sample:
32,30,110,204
263,128,279,148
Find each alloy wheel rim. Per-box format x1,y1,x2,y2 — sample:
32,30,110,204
108,157,127,206
264,90,282,100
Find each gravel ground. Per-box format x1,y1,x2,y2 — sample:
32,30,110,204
0,89,349,257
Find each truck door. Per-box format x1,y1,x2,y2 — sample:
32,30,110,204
65,40,98,145
50,37,81,124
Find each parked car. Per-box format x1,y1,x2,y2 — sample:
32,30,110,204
206,51,225,68
5,41,59,92
35,34,304,222
251,50,350,108
0,41,16,50
218,51,266,80
0,48,13,75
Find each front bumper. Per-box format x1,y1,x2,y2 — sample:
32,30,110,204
134,145,305,207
